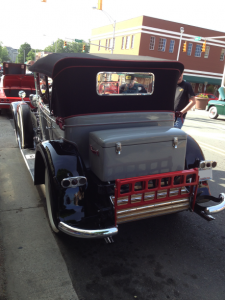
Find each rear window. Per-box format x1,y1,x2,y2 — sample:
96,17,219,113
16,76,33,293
97,72,154,96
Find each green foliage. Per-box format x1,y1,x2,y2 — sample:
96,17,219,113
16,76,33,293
26,50,35,61
17,42,31,63
0,42,10,63
197,94,208,98
1,47,10,62
44,39,90,54
206,85,214,94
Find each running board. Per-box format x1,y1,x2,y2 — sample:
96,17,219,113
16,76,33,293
20,148,35,181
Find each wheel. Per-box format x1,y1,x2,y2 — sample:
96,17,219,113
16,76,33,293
208,106,218,119
45,168,60,233
17,104,33,148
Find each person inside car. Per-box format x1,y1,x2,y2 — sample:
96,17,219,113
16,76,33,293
120,75,147,94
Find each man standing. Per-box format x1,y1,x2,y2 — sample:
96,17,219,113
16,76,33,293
174,72,196,129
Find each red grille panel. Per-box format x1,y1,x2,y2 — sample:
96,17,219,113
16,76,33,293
114,169,199,224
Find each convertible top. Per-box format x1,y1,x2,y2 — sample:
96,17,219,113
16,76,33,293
29,53,184,78
30,53,184,118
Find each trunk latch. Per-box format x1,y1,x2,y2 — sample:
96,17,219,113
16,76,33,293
116,142,122,155
173,137,178,148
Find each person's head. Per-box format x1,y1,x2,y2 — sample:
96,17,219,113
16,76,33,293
177,72,183,84
125,74,135,87
41,78,46,87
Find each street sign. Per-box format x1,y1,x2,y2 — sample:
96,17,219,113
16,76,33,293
75,39,83,43
195,37,202,41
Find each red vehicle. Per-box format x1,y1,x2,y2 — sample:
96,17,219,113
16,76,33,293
0,63,36,110
98,81,119,94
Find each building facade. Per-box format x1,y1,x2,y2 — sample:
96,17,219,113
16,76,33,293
90,16,225,94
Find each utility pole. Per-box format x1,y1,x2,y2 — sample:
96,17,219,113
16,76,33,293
177,27,184,61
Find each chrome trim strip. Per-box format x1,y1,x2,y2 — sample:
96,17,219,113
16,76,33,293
58,222,118,238
64,119,173,128
0,101,30,106
204,193,225,214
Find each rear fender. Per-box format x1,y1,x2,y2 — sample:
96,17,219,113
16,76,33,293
185,134,205,169
34,140,89,224
185,134,211,197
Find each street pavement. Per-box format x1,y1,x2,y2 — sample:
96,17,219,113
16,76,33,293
0,108,225,300
0,110,78,300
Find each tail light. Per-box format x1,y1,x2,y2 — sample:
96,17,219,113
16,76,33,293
61,176,87,188
199,160,217,169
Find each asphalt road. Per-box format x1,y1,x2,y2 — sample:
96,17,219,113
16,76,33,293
54,110,225,300
1,109,225,300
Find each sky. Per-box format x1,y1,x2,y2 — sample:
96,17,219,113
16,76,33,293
1,0,225,50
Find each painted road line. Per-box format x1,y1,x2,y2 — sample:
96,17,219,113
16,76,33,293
185,131,225,141
185,121,225,131
198,141,225,153
198,144,225,156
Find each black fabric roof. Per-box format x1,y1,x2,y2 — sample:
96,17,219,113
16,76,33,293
29,53,184,78
30,53,184,118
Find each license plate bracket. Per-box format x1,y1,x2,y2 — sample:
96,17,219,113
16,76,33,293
199,168,212,181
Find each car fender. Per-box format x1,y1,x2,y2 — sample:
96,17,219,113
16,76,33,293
10,101,21,131
185,134,211,198
34,140,88,224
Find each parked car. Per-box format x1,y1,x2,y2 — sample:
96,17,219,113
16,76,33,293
10,53,225,242
206,88,225,119
0,62,35,111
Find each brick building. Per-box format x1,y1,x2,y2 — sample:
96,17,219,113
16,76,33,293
90,16,225,95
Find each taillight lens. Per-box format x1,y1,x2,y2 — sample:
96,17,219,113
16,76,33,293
212,161,217,168
61,176,87,188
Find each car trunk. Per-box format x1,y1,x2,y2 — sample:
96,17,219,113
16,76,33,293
89,126,187,182
3,89,34,98
2,74,35,98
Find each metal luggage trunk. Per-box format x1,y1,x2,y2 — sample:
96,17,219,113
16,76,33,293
89,126,187,182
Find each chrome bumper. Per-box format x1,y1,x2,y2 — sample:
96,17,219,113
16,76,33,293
0,101,30,106
58,222,118,238
205,193,225,214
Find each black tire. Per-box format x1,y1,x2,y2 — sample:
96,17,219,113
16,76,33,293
17,104,33,148
45,168,60,233
208,106,218,119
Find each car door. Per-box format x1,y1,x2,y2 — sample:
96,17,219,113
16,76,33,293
214,100,225,115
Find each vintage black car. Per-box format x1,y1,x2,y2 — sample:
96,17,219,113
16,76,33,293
10,53,225,242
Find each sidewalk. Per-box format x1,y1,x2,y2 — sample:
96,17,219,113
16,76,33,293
0,111,79,300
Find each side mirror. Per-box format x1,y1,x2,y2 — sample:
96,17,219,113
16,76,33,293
18,90,26,100
29,94,39,108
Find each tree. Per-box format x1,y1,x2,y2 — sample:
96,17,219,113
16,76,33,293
17,43,31,63
0,42,10,63
206,85,214,94
26,50,35,61
1,47,10,62
44,38,90,54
